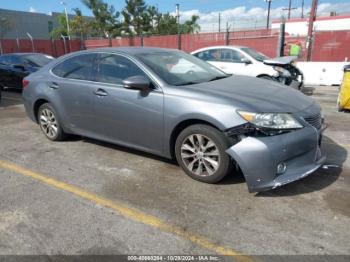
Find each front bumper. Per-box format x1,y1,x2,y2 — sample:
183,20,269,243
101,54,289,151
226,126,326,193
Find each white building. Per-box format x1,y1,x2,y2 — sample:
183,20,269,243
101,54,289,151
271,14,350,36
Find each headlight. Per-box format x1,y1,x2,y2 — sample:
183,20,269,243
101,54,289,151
273,66,291,77
238,111,303,129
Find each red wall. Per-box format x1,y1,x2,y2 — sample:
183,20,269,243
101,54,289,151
1,30,349,62
0,39,81,57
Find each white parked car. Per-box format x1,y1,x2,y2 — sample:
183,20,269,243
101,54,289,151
191,45,304,89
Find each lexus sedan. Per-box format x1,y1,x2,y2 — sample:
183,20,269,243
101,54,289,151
0,53,54,90
191,46,304,90
22,47,325,192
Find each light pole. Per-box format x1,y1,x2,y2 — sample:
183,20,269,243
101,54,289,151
176,4,181,50
265,0,272,29
60,1,71,40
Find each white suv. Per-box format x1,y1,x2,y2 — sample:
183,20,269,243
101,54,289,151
191,45,303,89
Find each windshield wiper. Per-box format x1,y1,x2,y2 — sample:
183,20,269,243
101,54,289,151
208,75,231,82
174,81,199,86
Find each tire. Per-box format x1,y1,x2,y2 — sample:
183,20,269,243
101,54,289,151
37,103,66,141
175,124,233,183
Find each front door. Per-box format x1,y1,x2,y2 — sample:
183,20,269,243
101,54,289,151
91,53,164,155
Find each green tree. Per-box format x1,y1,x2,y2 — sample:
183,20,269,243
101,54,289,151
181,15,201,34
50,13,69,39
156,13,178,35
122,0,152,35
82,0,121,38
70,8,96,39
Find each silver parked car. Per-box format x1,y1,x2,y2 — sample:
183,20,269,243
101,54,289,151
22,47,326,192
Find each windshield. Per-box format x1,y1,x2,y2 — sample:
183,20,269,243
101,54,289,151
22,54,54,67
240,48,269,62
135,51,229,86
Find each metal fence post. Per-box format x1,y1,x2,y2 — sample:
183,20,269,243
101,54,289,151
26,32,35,52
61,35,67,54
276,18,285,57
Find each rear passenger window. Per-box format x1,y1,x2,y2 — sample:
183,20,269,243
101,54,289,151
52,54,96,80
96,54,146,85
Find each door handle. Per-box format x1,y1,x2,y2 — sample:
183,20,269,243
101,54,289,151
49,82,59,89
93,88,108,97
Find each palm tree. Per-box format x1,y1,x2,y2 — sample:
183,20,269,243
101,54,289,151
182,15,201,34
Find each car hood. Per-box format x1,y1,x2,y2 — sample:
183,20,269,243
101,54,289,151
263,56,297,66
182,75,315,113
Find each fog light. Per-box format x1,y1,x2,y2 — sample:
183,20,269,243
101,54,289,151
277,162,287,174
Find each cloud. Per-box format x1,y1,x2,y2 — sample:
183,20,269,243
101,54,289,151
29,6,37,13
176,2,350,32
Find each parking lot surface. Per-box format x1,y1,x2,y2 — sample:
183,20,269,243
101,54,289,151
0,86,349,259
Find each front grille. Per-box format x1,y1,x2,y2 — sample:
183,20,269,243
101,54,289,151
304,113,322,130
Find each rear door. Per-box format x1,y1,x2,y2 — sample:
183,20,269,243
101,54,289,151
50,53,98,136
0,55,15,87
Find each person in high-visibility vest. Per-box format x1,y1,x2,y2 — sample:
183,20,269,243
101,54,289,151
338,64,350,111
289,41,302,57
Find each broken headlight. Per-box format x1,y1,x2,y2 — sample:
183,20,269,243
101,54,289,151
237,111,303,130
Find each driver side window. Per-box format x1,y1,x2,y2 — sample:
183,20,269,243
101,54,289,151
95,54,146,85
224,49,246,63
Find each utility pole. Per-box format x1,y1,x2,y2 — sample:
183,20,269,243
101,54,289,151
265,0,272,29
301,0,304,18
218,13,221,32
283,0,297,20
225,22,230,45
307,0,318,61
176,4,181,50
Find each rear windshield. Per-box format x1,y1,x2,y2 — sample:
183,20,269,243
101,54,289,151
22,54,54,67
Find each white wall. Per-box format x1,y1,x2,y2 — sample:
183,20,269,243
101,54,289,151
271,17,350,36
296,62,349,86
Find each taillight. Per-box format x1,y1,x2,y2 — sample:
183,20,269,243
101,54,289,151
22,79,29,89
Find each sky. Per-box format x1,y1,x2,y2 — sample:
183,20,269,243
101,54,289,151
1,0,349,31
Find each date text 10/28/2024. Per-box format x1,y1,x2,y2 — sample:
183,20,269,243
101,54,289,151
128,256,220,261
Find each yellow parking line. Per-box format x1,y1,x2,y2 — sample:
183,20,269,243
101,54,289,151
0,159,255,262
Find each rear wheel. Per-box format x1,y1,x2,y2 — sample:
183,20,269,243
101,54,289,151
38,103,66,141
175,124,233,183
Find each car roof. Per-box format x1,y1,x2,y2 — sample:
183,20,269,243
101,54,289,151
191,45,248,53
87,47,181,55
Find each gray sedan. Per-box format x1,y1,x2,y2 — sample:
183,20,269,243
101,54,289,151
22,47,326,192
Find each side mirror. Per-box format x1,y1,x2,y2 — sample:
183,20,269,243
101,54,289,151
13,64,26,70
122,75,151,91
241,58,252,65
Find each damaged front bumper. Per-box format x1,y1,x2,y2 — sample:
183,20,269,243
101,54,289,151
226,126,326,193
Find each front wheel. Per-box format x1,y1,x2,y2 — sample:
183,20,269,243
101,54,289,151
175,124,233,183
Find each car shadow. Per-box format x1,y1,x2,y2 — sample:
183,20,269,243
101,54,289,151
0,89,23,108
80,137,178,166
68,134,345,196
256,136,347,197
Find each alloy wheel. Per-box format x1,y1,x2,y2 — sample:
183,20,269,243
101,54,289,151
40,108,58,139
180,134,220,177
